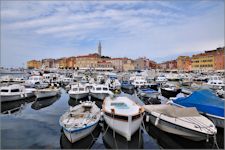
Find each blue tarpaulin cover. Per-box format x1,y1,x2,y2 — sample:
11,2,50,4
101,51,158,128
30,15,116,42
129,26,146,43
173,89,224,117
140,88,158,93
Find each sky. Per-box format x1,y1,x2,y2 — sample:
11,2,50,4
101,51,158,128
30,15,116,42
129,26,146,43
1,0,224,67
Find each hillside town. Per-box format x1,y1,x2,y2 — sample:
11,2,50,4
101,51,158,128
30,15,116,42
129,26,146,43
27,42,225,72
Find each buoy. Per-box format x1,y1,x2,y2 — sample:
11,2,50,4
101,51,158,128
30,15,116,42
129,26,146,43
146,115,150,122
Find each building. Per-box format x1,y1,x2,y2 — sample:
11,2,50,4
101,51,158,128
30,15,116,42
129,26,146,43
148,60,157,69
98,41,102,56
191,53,214,71
66,57,76,69
107,57,128,71
158,60,177,70
27,60,41,69
134,57,150,70
75,53,101,69
123,59,135,71
177,56,191,71
205,47,225,70
41,58,55,68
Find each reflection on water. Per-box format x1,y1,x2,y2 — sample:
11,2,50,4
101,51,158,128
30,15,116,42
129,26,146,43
1,88,224,149
1,97,36,114
60,124,101,149
102,122,144,149
31,96,60,110
144,121,224,149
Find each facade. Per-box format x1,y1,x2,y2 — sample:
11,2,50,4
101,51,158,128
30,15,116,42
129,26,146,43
66,57,76,69
27,60,41,69
177,56,191,71
107,58,128,71
97,60,113,68
158,60,177,70
191,54,214,71
134,57,149,70
205,47,225,70
149,60,157,69
75,53,101,69
123,59,135,71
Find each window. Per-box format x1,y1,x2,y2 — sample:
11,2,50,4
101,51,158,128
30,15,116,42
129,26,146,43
96,87,101,91
11,89,20,92
1,89,8,92
103,87,108,91
79,88,84,91
73,88,78,91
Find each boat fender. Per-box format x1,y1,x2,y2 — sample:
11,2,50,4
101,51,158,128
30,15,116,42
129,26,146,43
24,93,28,97
20,93,24,98
155,116,160,126
146,115,150,122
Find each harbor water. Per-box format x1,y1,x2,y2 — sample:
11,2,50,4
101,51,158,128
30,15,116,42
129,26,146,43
1,88,224,149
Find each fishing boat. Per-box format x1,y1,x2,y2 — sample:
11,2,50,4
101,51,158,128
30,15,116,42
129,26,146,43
90,84,113,100
59,101,101,143
131,78,147,88
34,87,60,99
144,104,217,141
160,83,181,99
68,84,89,100
137,87,161,104
171,89,224,128
102,96,145,141
0,84,35,102
155,75,167,83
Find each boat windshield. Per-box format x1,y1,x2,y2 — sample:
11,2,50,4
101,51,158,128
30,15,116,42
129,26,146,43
111,102,129,109
96,87,101,91
1,89,8,92
79,88,84,91
11,89,20,92
103,87,108,91
73,88,78,91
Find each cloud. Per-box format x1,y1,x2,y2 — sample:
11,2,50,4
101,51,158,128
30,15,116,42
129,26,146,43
1,0,224,67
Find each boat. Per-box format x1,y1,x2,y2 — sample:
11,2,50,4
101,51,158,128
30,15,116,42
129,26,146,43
60,124,101,149
68,84,89,100
179,78,192,86
34,87,60,99
0,84,35,102
131,78,147,88
216,87,225,98
144,104,217,141
121,81,135,94
31,96,59,110
171,89,224,128
105,77,121,91
207,75,225,90
155,75,167,83
137,87,161,104
24,75,48,88
102,122,144,149
90,84,113,100
102,96,145,141
160,83,181,99
59,101,101,143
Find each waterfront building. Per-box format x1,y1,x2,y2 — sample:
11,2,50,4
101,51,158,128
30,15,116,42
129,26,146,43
191,53,214,71
177,56,191,71
134,57,149,70
107,57,128,71
158,60,177,71
148,60,157,69
75,53,101,69
66,57,76,69
205,47,225,70
27,60,41,69
123,59,135,71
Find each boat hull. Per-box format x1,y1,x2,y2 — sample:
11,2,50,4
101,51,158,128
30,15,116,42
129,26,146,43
63,123,98,143
160,88,181,99
1,93,34,102
69,93,89,100
103,113,143,141
147,113,212,141
90,93,109,100
35,90,58,99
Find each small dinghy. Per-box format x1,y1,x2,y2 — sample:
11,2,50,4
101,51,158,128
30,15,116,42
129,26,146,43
144,104,217,141
59,101,101,143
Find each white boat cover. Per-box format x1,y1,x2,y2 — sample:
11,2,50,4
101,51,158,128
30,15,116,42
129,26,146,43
144,104,200,117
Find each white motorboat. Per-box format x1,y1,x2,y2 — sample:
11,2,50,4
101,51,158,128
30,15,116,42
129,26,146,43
59,101,101,143
68,84,89,100
207,75,225,90
24,75,48,88
144,104,217,141
0,84,35,102
102,96,145,141
131,78,147,88
90,84,113,100
155,75,168,83
34,87,60,99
